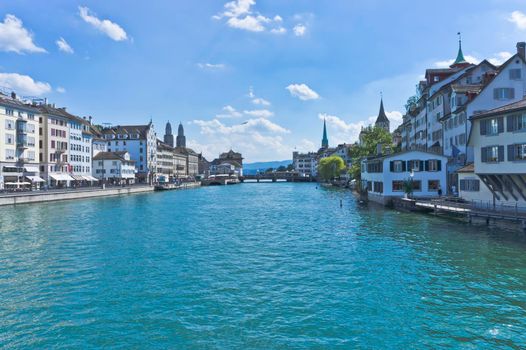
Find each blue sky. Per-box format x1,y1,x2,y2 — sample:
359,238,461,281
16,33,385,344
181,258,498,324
1,0,526,161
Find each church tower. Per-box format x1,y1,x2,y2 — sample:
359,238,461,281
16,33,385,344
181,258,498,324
374,97,390,133
321,118,329,149
164,121,174,147
176,122,186,148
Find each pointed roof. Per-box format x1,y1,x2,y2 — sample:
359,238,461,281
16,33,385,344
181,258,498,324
375,98,389,125
450,33,469,68
321,118,328,148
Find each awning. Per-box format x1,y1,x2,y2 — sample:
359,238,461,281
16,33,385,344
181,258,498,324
84,175,98,181
71,175,85,181
26,175,45,183
49,173,75,181
24,166,40,173
4,182,31,186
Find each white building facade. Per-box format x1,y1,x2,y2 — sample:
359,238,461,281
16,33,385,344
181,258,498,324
361,150,448,205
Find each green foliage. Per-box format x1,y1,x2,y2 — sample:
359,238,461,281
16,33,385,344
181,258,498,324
318,156,346,182
348,127,393,180
265,168,274,173
286,164,294,171
403,179,414,196
405,95,419,113
277,165,287,172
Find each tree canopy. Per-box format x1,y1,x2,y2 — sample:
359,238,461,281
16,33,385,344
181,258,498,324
348,127,392,180
318,156,346,182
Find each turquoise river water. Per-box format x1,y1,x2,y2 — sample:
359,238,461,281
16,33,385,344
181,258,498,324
1,183,526,349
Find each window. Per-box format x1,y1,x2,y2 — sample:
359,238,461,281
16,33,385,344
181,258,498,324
428,180,440,191
5,149,15,160
392,180,404,192
412,180,422,191
507,113,526,132
373,181,383,193
426,159,442,172
508,143,526,161
509,69,522,80
480,117,504,135
6,108,14,116
390,160,406,173
459,179,480,192
481,145,503,162
434,76,439,82
493,88,515,100
5,119,14,129
408,160,422,172
5,133,14,144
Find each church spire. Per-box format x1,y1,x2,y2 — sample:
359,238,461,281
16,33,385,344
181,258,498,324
374,95,390,132
321,118,329,149
450,32,468,68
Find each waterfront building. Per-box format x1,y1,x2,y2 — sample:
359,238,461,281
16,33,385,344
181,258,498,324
198,153,210,178
209,150,243,177
173,149,187,179
293,151,317,177
360,150,448,205
91,125,108,159
101,122,157,183
328,143,353,166
458,98,526,205
92,151,136,185
0,93,42,190
156,140,175,182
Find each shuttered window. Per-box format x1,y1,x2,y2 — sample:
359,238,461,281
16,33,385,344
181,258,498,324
481,145,504,162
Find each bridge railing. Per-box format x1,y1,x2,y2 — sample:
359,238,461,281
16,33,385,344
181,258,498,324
425,198,526,217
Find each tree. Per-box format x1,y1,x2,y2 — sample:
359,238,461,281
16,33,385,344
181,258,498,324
265,167,274,173
286,164,294,171
277,165,287,172
318,156,346,182
348,127,393,180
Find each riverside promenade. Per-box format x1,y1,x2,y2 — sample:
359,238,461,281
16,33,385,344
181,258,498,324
0,185,154,206
0,182,201,207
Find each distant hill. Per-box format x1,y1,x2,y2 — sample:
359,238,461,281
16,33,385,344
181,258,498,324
243,160,292,175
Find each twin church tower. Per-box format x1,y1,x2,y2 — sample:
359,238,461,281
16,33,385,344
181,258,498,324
163,121,186,148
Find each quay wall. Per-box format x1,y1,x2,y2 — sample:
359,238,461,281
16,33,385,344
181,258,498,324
0,186,154,207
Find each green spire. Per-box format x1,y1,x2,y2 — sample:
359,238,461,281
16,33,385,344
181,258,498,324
321,118,328,149
452,32,467,65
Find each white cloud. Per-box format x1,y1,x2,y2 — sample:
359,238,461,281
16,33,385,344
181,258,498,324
252,97,270,106
286,83,320,100
0,72,52,96
216,105,243,119
0,14,46,54
79,6,128,41
189,116,291,161
509,11,526,30
56,86,66,93
433,55,479,68
197,62,226,70
488,51,513,65
243,109,274,118
270,27,287,34
214,0,284,33
293,24,306,36
248,86,271,106
56,37,74,54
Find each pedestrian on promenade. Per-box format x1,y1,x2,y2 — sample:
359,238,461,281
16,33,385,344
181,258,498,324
438,185,442,197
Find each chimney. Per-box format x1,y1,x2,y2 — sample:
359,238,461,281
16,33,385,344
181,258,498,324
10,92,16,100
376,143,383,156
517,42,525,60
88,116,92,124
